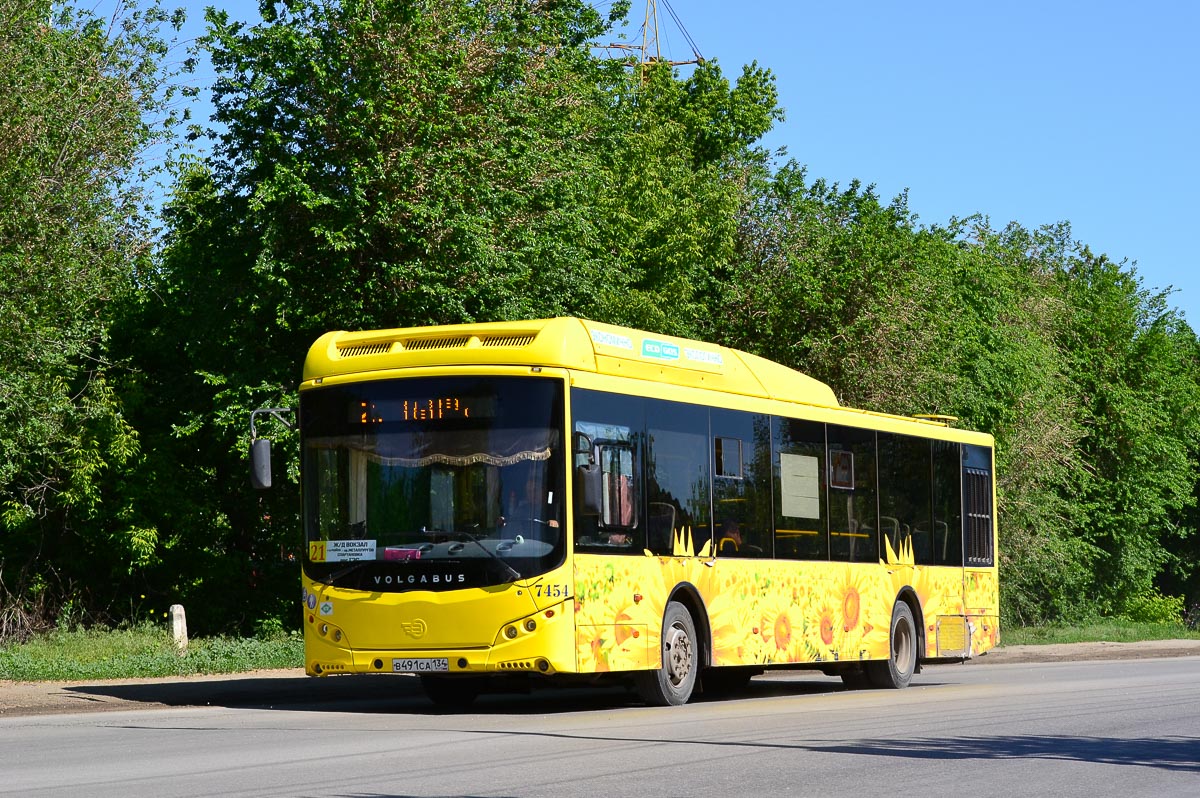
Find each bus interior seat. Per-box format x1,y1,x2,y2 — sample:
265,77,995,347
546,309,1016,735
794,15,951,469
648,502,675,551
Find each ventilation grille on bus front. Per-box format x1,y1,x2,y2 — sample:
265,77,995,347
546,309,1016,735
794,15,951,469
337,332,537,357
402,336,471,351
337,343,392,357
482,334,535,347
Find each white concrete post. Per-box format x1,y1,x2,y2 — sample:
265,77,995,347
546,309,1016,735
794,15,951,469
169,604,188,654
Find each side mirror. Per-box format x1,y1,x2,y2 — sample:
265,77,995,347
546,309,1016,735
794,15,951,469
250,438,274,490
248,407,295,490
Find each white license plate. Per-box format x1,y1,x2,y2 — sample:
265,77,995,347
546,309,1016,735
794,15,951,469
392,657,449,673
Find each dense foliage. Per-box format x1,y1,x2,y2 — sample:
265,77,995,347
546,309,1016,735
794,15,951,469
0,0,185,637
2,0,1198,638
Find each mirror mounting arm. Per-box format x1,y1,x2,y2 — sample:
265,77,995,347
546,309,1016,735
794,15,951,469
250,407,296,439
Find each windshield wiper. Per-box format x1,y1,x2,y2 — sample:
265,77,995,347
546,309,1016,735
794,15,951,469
323,560,370,587
451,527,521,582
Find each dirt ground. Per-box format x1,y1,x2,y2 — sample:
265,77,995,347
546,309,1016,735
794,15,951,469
0,668,310,718
3,640,1199,718
975,638,1200,663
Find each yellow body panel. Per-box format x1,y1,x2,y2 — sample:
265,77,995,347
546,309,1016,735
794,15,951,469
302,565,579,677
302,317,840,408
574,544,998,673
965,568,1001,654
302,316,992,445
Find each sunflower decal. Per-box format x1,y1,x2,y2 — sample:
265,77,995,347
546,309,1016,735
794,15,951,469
817,603,838,646
773,612,793,651
837,569,869,633
574,530,997,673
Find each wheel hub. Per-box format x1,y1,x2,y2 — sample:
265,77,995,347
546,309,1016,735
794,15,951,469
665,624,693,685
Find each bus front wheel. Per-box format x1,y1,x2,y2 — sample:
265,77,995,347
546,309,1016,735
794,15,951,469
867,601,917,689
635,601,698,706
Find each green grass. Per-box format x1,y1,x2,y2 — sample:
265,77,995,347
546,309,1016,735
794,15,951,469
5,618,1197,681
1003,620,1200,646
0,623,303,682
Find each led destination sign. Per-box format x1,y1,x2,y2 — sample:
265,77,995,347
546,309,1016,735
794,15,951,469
353,395,497,425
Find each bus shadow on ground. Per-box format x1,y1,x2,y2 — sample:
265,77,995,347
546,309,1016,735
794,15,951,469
63,671,855,715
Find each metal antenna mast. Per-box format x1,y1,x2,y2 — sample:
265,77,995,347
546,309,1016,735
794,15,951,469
606,0,704,82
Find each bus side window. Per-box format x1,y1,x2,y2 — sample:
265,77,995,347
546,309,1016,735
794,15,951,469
773,417,827,560
828,425,878,562
711,409,772,558
878,432,933,564
963,444,994,567
932,440,963,565
646,401,710,556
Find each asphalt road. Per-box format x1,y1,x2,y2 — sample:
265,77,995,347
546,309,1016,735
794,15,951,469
1,654,1198,798
6,638,1200,717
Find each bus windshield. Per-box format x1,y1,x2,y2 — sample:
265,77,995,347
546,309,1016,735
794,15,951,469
300,376,565,591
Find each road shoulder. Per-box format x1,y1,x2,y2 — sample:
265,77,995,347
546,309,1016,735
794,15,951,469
970,638,1200,664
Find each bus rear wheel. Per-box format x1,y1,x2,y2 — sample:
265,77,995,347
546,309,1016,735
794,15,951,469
635,601,698,706
867,601,917,689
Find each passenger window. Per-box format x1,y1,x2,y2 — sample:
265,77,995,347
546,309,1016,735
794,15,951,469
774,417,827,560
598,442,636,528
646,401,710,556
711,410,771,558
932,440,963,566
714,437,743,478
878,432,933,562
828,425,877,562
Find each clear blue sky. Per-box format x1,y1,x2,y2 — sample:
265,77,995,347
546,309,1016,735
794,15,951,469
162,0,1199,325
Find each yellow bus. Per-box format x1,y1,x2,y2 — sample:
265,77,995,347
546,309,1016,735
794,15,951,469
255,317,998,706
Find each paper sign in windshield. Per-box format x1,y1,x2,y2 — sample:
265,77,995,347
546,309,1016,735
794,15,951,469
310,539,377,562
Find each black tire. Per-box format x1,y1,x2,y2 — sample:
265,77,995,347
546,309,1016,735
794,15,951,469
420,674,483,709
867,601,917,689
635,600,699,706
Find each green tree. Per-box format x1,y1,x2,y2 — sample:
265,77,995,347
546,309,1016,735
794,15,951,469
0,0,184,636
133,0,628,632
197,0,624,336
133,0,783,633
1055,249,1200,616
948,221,1090,624
1163,331,1200,615
591,59,779,337
716,164,956,411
